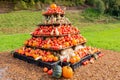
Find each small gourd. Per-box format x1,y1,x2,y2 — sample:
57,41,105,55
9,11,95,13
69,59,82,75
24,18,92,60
52,65,62,78
93,54,98,60
55,28,59,35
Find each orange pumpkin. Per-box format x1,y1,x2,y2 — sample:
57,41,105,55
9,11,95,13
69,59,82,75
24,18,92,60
32,54,39,59
62,66,73,78
50,3,57,9
74,56,80,62
18,49,24,54
72,39,77,45
41,56,47,61
43,67,48,72
64,42,70,47
46,44,51,48
70,57,76,64
53,56,59,61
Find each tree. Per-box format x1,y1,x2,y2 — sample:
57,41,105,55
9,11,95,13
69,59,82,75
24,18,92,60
75,0,85,6
103,0,120,16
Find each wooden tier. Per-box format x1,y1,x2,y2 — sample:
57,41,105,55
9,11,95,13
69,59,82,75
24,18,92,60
13,51,101,70
62,52,101,71
32,32,80,38
43,12,65,16
25,42,86,51
32,25,80,38
37,23,71,26
13,52,60,69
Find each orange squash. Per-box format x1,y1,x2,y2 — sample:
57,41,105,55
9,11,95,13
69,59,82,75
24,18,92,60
62,66,73,78
64,42,70,47
50,3,57,9
70,57,76,64
53,56,59,61
43,67,48,72
72,39,77,45
75,56,80,62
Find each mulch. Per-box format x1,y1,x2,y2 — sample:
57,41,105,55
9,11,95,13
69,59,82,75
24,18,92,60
0,49,120,80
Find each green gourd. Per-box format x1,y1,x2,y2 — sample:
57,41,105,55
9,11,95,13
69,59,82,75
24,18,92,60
52,65,62,78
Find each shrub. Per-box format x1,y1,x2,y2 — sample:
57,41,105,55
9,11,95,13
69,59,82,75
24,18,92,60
35,1,42,10
102,0,120,16
86,0,105,14
29,0,35,8
96,0,105,14
82,8,101,21
86,0,97,6
14,0,27,10
75,0,85,6
44,0,53,4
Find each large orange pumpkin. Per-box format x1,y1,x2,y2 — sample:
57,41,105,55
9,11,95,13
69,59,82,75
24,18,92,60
62,66,73,78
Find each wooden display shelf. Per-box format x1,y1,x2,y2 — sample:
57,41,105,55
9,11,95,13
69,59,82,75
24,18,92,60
13,51,101,70
32,32,80,38
61,51,101,71
13,52,60,69
25,42,86,52
42,12,65,16
37,23,71,26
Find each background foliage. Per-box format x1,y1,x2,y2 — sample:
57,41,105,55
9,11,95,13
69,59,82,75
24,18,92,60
0,0,120,17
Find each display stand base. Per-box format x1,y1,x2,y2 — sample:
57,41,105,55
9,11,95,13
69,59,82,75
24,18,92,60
13,52,101,70
13,52,60,69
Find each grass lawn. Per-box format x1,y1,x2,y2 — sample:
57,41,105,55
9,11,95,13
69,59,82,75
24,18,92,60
0,11,120,52
81,23,120,52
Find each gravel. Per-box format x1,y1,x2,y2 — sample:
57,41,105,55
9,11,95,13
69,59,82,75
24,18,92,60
0,49,120,80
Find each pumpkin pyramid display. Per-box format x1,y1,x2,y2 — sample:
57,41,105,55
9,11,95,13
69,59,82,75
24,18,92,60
14,4,101,70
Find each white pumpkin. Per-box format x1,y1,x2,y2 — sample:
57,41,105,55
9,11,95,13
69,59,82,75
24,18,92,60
75,45,84,51
60,48,75,62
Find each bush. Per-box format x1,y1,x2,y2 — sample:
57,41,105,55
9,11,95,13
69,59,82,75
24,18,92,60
86,0,97,6
35,1,42,10
14,0,27,10
44,0,53,4
102,0,120,16
29,0,35,8
109,0,120,16
34,0,39,3
86,0,105,14
82,8,101,21
75,0,85,6
96,0,105,14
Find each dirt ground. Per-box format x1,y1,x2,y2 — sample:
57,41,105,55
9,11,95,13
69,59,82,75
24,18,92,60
0,49,120,80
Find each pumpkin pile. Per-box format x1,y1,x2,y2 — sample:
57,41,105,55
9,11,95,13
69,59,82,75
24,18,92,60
42,65,73,79
14,4,103,79
32,25,79,36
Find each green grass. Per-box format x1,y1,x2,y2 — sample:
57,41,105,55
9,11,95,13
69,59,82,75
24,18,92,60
0,11,120,52
0,34,30,52
0,10,42,34
81,23,120,52
0,10,42,28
